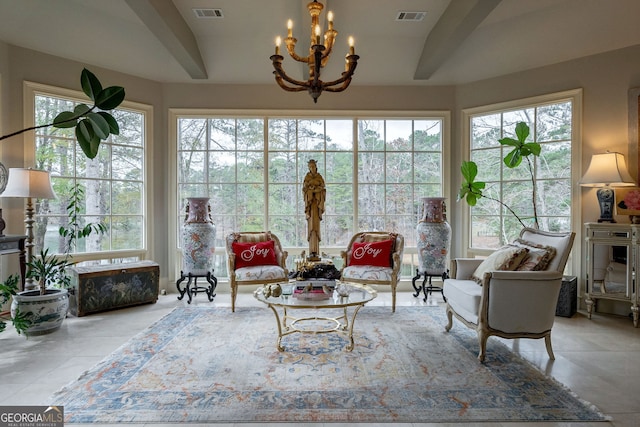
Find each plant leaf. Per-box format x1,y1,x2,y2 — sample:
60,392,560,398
466,192,478,206
80,68,102,101
52,111,78,128
515,121,530,142
471,182,485,191
86,112,110,139
524,142,541,156
98,112,120,135
73,103,91,116
76,121,101,159
95,86,125,110
498,137,519,147
504,150,523,168
460,161,478,182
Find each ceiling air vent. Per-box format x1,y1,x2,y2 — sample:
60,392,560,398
193,8,224,19
396,11,426,21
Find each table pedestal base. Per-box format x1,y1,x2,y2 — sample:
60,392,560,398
412,269,448,302
176,271,217,304
267,304,364,352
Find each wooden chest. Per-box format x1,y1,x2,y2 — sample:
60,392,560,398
68,261,160,317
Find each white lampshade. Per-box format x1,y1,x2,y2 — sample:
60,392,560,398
579,152,636,187
1,168,56,199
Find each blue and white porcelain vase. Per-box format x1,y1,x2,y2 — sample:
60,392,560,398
416,197,451,275
181,197,216,276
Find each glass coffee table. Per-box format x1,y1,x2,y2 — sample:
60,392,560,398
254,281,377,352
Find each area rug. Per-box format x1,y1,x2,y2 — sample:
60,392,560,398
51,305,606,423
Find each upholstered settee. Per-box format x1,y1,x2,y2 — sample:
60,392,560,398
340,231,404,312
225,231,288,312
443,228,575,362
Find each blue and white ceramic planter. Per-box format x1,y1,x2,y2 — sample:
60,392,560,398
11,288,69,335
416,197,451,275
181,197,216,276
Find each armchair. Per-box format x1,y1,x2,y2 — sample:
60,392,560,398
340,232,404,312
443,228,575,362
225,231,288,312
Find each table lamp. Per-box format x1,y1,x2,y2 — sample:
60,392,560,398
0,168,56,289
579,151,635,222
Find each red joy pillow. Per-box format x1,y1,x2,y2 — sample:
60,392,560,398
232,240,279,269
348,239,394,268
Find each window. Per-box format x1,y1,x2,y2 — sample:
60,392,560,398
466,94,578,250
27,83,150,262
175,112,449,277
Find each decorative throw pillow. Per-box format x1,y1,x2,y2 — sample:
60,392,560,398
471,245,529,284
232,240,278,269
348,239,394,268
513,238,557,271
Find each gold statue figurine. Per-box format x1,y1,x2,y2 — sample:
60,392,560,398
302,159,325,261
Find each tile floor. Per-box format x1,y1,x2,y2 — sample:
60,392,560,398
1,289,638,427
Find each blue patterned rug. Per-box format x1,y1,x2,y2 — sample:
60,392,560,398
51,306,605,423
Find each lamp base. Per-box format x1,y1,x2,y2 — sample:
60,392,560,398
596,187,616,223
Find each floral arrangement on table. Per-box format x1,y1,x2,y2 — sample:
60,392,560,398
616,187,640,222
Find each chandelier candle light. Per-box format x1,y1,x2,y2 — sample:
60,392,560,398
270,0,359,103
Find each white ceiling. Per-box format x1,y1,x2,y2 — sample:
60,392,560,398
0,0,639,86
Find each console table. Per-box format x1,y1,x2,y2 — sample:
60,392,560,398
585,222,638,327
0,234,27,290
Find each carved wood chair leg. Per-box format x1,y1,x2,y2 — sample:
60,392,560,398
444,304,453,332
477,331,488,362
544,334,555,360
231,284,237,312
391,285,396,313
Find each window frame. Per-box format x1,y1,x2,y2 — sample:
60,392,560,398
23,81,154,263
460,89,583,275
170,109,451,282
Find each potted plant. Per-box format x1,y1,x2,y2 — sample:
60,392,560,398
0,275,31,335
10,249,70,335
9,184,108,335
1,68,123,336
458,121,542,229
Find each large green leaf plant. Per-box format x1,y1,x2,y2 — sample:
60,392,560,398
0,68,125,159
458,121,541,229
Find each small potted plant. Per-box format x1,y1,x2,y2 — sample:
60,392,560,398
9,184,108,335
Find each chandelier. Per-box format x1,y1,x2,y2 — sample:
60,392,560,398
270,0,359,103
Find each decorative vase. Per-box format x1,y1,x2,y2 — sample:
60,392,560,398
416,197,451,276
11,288,69,336
180,197,216,276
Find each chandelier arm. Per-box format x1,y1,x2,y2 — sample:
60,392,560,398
274,76,308,92
317,56,359,88
285,45,311,64
323,78,353,93
271,56,312,88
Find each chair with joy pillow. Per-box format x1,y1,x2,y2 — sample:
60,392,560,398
225,231,288,312
340,231,405,312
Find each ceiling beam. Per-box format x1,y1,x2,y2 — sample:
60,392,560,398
124,0,208,79
414,0,501,80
